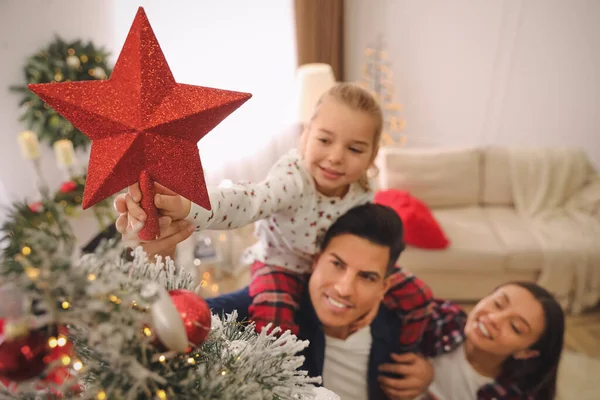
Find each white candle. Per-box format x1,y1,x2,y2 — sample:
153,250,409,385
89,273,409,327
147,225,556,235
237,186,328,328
17,131,41,160
53,139,76,167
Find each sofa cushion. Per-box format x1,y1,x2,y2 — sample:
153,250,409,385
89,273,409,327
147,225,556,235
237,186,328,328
398,207,506,273
376,147,481,208
374,189,450,249
484,207,543,272
481,147,514,206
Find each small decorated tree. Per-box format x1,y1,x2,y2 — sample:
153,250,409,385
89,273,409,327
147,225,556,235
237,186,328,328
0,173,115,263
359,35,407,147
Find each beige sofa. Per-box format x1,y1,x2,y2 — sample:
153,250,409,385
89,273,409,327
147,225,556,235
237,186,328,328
375,146,600,305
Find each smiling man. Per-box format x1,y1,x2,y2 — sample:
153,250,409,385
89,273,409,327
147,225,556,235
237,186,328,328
207,203,434,400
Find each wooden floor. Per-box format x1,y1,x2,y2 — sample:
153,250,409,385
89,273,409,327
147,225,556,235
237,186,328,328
560,308,600,358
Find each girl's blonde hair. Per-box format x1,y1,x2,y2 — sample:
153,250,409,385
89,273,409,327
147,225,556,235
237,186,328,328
300,82,383,190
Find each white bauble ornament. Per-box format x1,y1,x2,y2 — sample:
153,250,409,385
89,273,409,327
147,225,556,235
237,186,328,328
93,66,107,79
142,283,188,353
66,55,81,69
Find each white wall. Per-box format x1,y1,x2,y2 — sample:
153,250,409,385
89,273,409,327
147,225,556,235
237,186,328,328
0,0,118,210
0,0,296,215
345,0,600,168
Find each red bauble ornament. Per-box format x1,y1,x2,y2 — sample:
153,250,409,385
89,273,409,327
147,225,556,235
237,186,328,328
28,201,43,213
0,325,82,396
28,7,252,240
168,290,211,347
43,327,73,385
59,181,78,193
0,319,51,382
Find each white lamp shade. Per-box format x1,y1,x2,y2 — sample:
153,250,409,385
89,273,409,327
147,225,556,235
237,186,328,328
295,63,336,124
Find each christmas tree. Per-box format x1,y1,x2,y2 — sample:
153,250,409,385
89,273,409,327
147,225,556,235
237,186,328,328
359,35,407,147
2,8,339,398
0,225,336,399
0,172,115,264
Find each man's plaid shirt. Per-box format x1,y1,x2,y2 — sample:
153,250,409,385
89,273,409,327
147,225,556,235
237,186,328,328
419,299,535,400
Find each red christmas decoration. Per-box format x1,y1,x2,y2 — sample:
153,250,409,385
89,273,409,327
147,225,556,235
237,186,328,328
42,327,73,384
28,201,43,213
168,290,211,348
28,7,252,240
0,319,51,382
59,181,78,193
0,324,80,395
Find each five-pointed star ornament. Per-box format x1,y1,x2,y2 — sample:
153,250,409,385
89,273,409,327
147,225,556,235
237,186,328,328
28,7,252,240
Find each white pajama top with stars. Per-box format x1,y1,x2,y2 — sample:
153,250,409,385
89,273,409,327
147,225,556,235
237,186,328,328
185,148,374,273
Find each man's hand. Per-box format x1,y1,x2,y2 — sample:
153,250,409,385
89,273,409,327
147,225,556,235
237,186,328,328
378,353,433,400
118,215,195,260
114,193,146,235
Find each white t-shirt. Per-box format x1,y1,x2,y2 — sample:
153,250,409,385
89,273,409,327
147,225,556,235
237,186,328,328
186,149,373,273
322,326,372,400
420,344,494,400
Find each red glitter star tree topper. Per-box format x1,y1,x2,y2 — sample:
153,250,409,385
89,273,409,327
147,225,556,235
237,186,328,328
28,7,252,240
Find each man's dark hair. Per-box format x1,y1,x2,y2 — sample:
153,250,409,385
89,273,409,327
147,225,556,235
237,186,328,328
319,203,405,276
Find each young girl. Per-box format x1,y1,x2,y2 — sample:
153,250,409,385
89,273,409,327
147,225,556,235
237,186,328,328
116,83,432,347
410,281,565,400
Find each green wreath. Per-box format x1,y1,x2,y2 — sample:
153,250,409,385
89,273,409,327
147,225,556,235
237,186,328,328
10,36,113,151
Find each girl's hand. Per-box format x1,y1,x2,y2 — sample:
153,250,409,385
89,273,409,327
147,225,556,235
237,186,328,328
114,192,146,234
152,183,192,220
117,214,195,259
113,182,192,230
